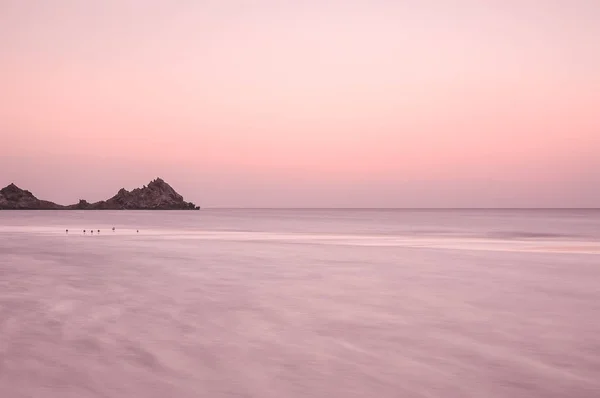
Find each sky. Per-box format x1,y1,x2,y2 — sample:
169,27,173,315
1,0,599,208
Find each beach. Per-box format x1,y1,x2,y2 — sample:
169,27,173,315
1,209,599,397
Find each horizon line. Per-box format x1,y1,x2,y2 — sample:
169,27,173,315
202,207,600,210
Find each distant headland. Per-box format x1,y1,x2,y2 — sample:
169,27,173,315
0,178,200,210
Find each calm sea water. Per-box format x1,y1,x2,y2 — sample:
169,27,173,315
1,209,599,397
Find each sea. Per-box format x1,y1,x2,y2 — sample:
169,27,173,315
0,209,599,397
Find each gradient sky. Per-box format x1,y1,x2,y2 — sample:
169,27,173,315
1,1,599,207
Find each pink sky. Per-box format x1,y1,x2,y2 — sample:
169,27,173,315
1,1,599,207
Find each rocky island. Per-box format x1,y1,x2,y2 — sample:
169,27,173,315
0,178,200,210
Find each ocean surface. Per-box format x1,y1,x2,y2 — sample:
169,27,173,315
1,209,599,397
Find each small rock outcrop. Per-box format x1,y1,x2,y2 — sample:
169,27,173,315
0,178,200,210
0,183,63,210
72,199,93,210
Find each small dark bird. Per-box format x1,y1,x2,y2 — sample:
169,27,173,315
83,230,86,234
91,230,94,235
112,227,115,232
137,230,139,233
97,230,100,234
66,229,68,234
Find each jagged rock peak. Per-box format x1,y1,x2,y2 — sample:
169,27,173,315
96,178,198,210
148,177,169,189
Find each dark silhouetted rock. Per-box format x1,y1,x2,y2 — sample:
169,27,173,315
0,178,200,210
84,178,200,210
0,183,63,210
71,199,93,210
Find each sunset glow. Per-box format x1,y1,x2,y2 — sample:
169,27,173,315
2,1,599,207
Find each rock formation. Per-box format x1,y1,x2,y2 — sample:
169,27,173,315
0,178,200,210
0,183,63,210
